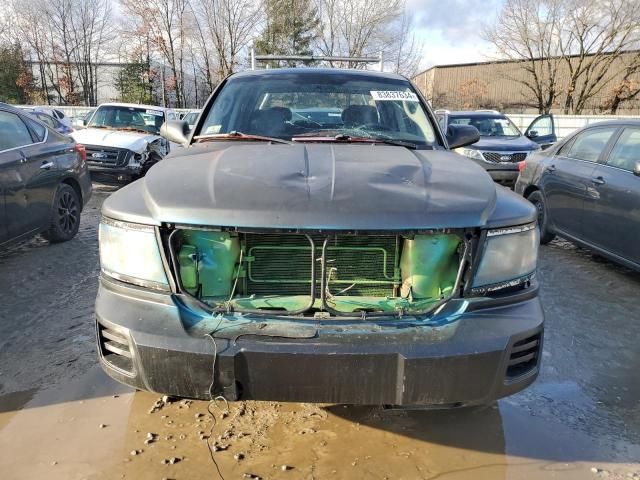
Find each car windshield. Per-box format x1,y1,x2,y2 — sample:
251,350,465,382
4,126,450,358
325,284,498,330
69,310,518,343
183,112,199,124
33,112,59,128
199,72,438,146
87,105,165,134
449,115,521,137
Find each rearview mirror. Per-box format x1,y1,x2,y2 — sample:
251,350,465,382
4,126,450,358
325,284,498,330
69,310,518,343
527,130,539,139
446,124,480,149
160,120,190,146
634,162,640,177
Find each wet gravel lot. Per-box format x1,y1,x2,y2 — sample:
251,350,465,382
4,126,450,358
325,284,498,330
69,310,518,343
0,187,639,479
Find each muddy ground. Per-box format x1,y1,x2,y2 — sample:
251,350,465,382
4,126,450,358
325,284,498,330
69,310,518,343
0,188,639,480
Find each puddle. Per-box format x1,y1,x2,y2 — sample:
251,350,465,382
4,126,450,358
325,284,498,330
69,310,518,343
1,366,638,480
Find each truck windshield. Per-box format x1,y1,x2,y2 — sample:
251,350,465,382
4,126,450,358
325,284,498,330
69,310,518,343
199,72,438,146
88,106,165,134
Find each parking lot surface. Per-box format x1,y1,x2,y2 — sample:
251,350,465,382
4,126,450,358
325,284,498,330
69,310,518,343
0,188,639,480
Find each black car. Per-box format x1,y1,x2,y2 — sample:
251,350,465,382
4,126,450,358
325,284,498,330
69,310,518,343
0,103,92,246
96,68,543,407
516,120,640,270
24,110,74,135
436,110,556,187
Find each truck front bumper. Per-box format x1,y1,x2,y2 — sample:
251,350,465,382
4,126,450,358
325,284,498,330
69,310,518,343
96,276,544,406
87,164,140,184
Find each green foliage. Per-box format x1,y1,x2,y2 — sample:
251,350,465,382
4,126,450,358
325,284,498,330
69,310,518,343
0,44,32,104
115,61,153,104
254,0,320,67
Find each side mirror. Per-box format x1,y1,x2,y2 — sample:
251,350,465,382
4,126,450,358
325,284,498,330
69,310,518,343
446,124,480,149
633,162,640,177
160,120,190,146
527,130,539,139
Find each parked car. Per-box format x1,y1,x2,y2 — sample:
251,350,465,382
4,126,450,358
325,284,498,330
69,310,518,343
436,110,556,187
181,110,200,130
71,103,173,183
96,68,543,407
72,109,95,128
516,120,640,270
23,109,74,135
19,106,73,130
0,103,92,246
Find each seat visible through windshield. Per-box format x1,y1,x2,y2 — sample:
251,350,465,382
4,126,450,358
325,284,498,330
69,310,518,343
199,72,437,146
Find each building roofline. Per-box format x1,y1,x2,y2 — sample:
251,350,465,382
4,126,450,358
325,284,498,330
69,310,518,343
413,49,640,78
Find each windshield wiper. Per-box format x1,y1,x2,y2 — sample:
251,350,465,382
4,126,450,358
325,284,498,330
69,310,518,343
194,131,290,144
292,133,419,150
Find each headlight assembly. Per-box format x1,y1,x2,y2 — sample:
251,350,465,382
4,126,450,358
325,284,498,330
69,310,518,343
454,147,484,161
99,217,169,290
472,223,539,293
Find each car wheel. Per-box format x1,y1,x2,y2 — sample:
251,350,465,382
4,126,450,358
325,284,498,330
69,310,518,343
42,183,81,243
527,190,554,244
140,153,161,177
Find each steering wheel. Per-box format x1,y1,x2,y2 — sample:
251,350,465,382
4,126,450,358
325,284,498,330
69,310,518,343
355,123,393,132
292,119,323,129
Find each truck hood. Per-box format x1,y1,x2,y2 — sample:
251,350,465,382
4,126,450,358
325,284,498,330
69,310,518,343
106,143,504,230
71,128,158,152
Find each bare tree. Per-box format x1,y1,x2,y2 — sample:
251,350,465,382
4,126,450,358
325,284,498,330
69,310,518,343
388,10,422,77
558,0,640,113
120,0,192,107
314,0,405,69
485,0,640,114
604,56,640,113
69,0,114,105
5,0,115,105
484,0,564,114
192,0,261,82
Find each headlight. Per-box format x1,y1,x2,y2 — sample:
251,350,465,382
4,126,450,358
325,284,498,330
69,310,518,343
472,223,539,292
99,218,169,290
454,147,484,161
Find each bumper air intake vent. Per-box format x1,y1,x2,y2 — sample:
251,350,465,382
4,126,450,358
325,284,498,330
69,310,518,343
98,322,134,375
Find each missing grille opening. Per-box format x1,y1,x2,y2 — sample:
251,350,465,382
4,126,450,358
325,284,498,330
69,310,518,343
168,229,468,318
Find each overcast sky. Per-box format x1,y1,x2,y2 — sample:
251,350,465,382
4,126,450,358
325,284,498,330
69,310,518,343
407,0,504,71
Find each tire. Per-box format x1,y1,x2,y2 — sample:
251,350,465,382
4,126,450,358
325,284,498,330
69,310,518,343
42,183,81,243
527,190,555,244
140,153,161,177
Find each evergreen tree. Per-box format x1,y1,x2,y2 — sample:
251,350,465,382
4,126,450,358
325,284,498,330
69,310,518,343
0,44,33,104
255,0,319,67
115,61,153,104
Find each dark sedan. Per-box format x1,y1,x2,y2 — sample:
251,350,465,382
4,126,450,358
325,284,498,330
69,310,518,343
0,103,92,246
24,110,74,135
516,120,640,270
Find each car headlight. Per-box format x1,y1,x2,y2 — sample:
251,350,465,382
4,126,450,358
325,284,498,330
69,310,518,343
472,223,539,293
99,218,169,290
454,147,484,161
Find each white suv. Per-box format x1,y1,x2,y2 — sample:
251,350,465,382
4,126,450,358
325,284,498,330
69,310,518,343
71,103,175,183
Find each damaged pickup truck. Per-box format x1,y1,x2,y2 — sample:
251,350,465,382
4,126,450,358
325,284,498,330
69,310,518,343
96,68,543,406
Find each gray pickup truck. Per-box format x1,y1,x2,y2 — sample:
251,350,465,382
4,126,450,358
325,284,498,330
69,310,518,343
95,68,543,407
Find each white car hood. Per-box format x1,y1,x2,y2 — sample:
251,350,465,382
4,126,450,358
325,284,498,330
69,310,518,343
71,128,159,152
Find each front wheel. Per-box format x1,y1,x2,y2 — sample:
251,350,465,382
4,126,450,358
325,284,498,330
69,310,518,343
527,190,554,244
42,183,81,243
